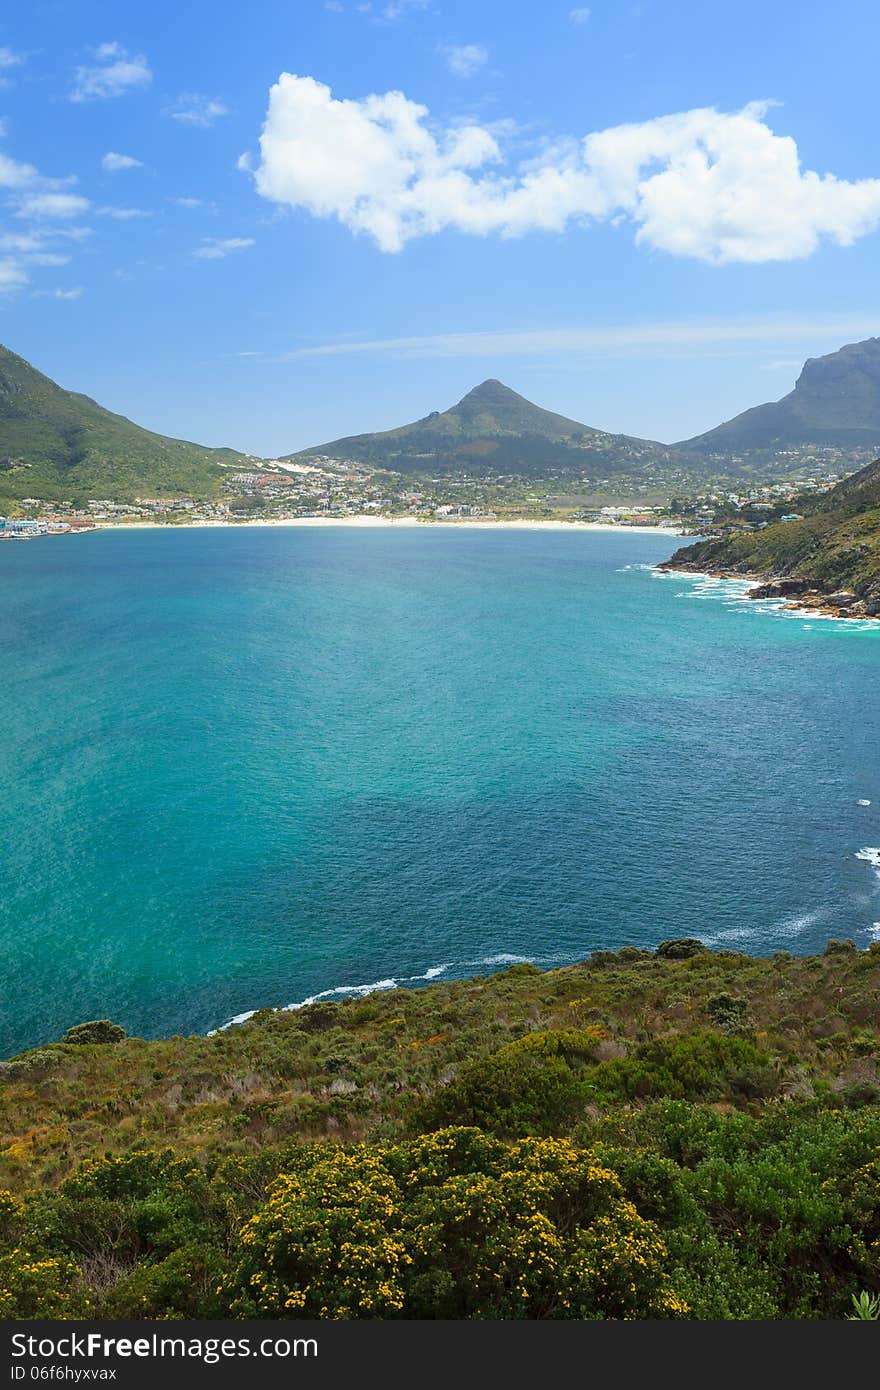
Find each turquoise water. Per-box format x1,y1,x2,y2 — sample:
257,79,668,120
1,525,879,1056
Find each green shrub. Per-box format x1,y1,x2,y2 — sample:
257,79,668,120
413,1029,607,1136
63,1020,126,1045
706,993,753,1036
656,940,707,960
0,1046,69,1079
296,1003,341,1033
585,1033,775,1105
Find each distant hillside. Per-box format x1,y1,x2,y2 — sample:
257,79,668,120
678,337,880,456
0,345,249,506
286,378,682,476
664,456,880,615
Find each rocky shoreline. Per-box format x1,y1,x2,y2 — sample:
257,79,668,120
659,562,880,621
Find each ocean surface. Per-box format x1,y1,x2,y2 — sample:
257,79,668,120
1,525,879,1056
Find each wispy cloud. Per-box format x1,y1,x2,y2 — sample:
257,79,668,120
380,1,430,20
164,93,229,127
0,149,40,189
568,7,591,25
1,127,96,291
171,196,204,207
101,151,143,172
0,258,29,291
0,229,78,293
193,236,255,260
15,191,90,220
96,205,153,219
70,42,152,102
249,78,880,263
34,286,83,300
322,0,429,18
281,313,880,362
441,44,489,79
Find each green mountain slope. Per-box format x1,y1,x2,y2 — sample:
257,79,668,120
664,457,880,613
0,345,249,506
287,378,682,475
677,336,880,455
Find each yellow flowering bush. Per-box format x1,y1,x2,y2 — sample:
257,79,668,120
226,1147,412,1318
223,1127,685,1318
0,1248,87,1318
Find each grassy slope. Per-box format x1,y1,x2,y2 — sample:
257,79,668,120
3,944,879,1192
0,346,248,505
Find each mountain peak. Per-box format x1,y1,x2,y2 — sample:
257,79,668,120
678,334,880,453
446,378,587,437
453,375,528,405
456,378,520,405
288,375,677,475
469,378,510,392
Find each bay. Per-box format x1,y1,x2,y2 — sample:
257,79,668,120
1,525,878,1056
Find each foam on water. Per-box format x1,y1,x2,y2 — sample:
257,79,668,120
210,953,566,1033
653,566,880,632
468,952,534,966
704,904,835,949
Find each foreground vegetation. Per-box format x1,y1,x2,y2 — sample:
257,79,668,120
2,940,880,1319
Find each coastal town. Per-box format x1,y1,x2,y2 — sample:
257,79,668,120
0,456,846,540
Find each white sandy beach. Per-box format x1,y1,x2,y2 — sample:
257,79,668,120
94,516,687,536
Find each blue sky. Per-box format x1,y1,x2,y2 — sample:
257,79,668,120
2,0,880,455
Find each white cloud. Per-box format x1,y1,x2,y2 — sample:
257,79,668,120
171,196,203,207
568,7,591,24
27,251,71,267
281,312,880,361
0,149,40,189
96,205,152,219
193,236,255,259
248,78,880,263
0,233,48,253
381,1,429,19
0,257,29,292
34,286,83,300
0,46,24,69
101,151,143,172
0,118,93,293
442,44,488,79
15,191,91,220
70,42,152,101
0,230,75,294
164,93,229,127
